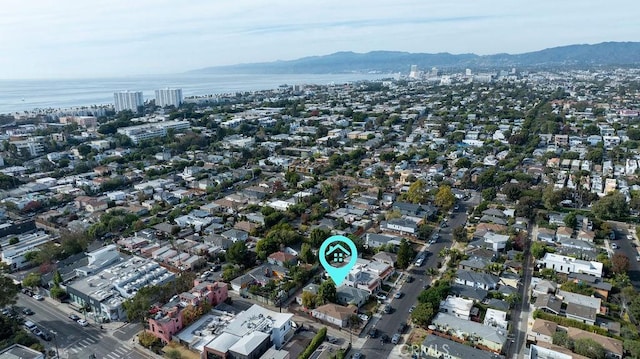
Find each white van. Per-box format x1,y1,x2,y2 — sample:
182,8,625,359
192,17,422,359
24,320,37,331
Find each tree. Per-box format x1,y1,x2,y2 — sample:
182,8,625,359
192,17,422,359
138,331,160,348
405,179,428,204
165,349,182,359
0,263,18,308
552,331,574,350
482,188,497,201
592,191,629,220
226,241,249,266
410,302,434,327
284,171,300,187
530,242,548,259
22,272,41,289
573,338,605,359
317,279,337,305
301,291,317,309
612,253,630,274
53,270,63,286
50,285,66,300
542,185,563,211
309,227,330,248
435,185,455,211
300,243,314,264
396,239,414,269
564,212,578,228
452,225,468,242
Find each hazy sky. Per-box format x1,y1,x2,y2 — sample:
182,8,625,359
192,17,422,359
1,0,638,79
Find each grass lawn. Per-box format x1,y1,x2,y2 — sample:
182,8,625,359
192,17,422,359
163,343,200,359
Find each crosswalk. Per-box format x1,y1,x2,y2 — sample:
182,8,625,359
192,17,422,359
65,335,132,358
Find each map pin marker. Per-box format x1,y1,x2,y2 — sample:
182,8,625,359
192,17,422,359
319,235,358,286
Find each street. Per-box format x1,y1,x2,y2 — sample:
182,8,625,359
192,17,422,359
16,293,146,359
356,199,471,358
610,222,640,289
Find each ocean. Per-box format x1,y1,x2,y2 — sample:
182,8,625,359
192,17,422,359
0,73,390,115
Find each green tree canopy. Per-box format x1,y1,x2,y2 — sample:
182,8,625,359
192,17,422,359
22,272,41,289
410,302,434,327
226,241,250,266
0,263,18,308
396,238,414,269
405,179,428,204
592,191,629,221
317,279,337,305
435,185,455,211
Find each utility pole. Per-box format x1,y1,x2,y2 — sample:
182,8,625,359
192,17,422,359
51,330,60,359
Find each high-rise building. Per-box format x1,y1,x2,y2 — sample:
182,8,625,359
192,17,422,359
154,88,183,108
113,91,144,113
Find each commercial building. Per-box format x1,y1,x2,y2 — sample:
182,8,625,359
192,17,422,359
1,231,54,271
114,91,144,112
155,88,183,108
66,246,174,322
116,120,190,144
540,253,603,278
0,344,45,359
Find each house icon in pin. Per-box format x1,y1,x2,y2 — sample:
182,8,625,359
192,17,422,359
326,243,350,263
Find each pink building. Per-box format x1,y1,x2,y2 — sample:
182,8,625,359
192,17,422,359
147,280,228,343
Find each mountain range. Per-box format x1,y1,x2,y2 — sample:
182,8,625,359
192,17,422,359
191,42,640,74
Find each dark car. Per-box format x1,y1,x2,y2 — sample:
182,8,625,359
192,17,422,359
68,313,81,321
380,334,390,344
406,276,414,283
397,322,408,333
368,328,378,338
22,308,34,315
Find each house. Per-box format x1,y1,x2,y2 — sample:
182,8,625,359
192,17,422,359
576,230,596,243
565,302,597,325
567,273,612,300
431,313,507,353
528,344,589,359
221,229,248,243
537,228,556,243
381,218,418,236
439,296,474,320
449,284,488,302
555,226,573,241
548,213,566,226
336,286,370,308
540,253,603,278
483,232,510,252
455,269,499,290
365,233,401,248
267,251,298,267
528,318,557,344
372,251,397,267
295,284,319,306
230,264,289,292
531,278,557,297
556,290,603,314
458,257,490,272
533,294,561,314
421,335,498,359
0,344,45,359
565,327,623,359
311,304,357,328
483,308,508,330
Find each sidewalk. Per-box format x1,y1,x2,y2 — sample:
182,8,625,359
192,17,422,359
42,296,127,332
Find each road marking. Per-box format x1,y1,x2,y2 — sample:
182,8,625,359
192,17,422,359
107,352,120,359
69,347,79,353
114,348,129,355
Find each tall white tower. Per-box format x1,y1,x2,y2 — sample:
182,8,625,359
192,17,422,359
113,91,144,112
155,88,183,108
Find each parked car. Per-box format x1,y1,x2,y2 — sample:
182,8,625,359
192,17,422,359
368,328,378,338
384,304,392,314
409,305,416,313
375,293,386,301
77,319,89,327
394,292,402,299
380,334,390,343
358,313,369,322
22,308,34,315
392,333,401,344
406,276,414,283
32,294,44,301
636,255,640,262
612,243,619,249
397,322,408,333
353,353,362,359
69,313,80,321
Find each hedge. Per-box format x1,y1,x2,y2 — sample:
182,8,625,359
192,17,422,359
298,327,327,359
533,310,609,336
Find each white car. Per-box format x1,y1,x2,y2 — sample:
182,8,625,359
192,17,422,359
358,314,369,322
394,292,402,299
612,243,619,249
32,294,44,301
77,319,89,327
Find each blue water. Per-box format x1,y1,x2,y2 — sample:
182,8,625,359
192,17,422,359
0,73,389,115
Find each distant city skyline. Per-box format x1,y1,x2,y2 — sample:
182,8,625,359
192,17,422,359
1,0,638,80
